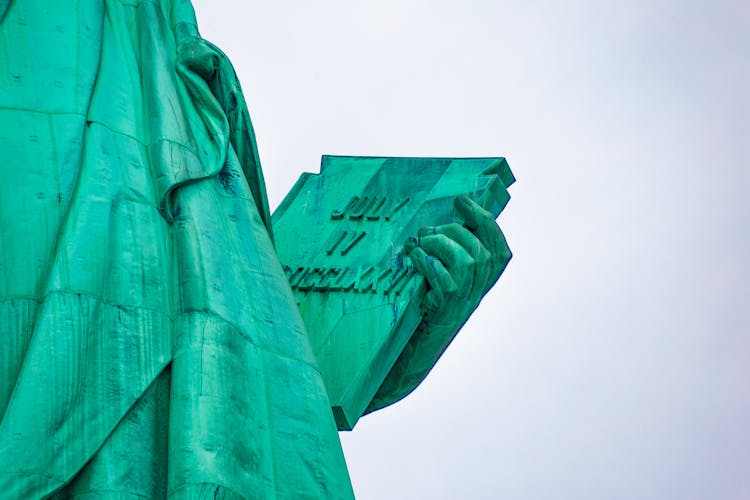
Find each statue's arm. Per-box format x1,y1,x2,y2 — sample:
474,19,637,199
366,195,512,413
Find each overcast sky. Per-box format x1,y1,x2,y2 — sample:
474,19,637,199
192,1,750,498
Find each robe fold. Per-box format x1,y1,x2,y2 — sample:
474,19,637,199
0,1,353,497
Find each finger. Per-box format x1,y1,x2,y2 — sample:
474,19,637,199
454,195,498,249
432,223,491,301
417,233,473,298
407,246,457,310
456,194,509,254
417,226,438,238
454,195,512,291
421,223,478,255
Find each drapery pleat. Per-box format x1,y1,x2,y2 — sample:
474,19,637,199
0,1,353,498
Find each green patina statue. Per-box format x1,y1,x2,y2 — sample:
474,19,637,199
0,1,513,498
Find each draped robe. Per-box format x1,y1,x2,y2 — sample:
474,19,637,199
0,1,354,497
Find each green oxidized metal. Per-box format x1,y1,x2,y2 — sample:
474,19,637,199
0,1,513,498
273,156,514,430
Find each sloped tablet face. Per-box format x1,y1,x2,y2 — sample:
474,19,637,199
272,156,514,430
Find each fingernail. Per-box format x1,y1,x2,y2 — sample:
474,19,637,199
418,226,435,238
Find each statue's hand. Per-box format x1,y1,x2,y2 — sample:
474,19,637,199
406,195,511,335
366,192,512,413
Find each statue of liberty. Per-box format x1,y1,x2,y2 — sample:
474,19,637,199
0,1,513,498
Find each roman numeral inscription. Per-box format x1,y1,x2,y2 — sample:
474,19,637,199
284,265,414,295
325,230,367,256
323,196,412,257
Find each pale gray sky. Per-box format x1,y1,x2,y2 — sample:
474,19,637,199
192,1,750,498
